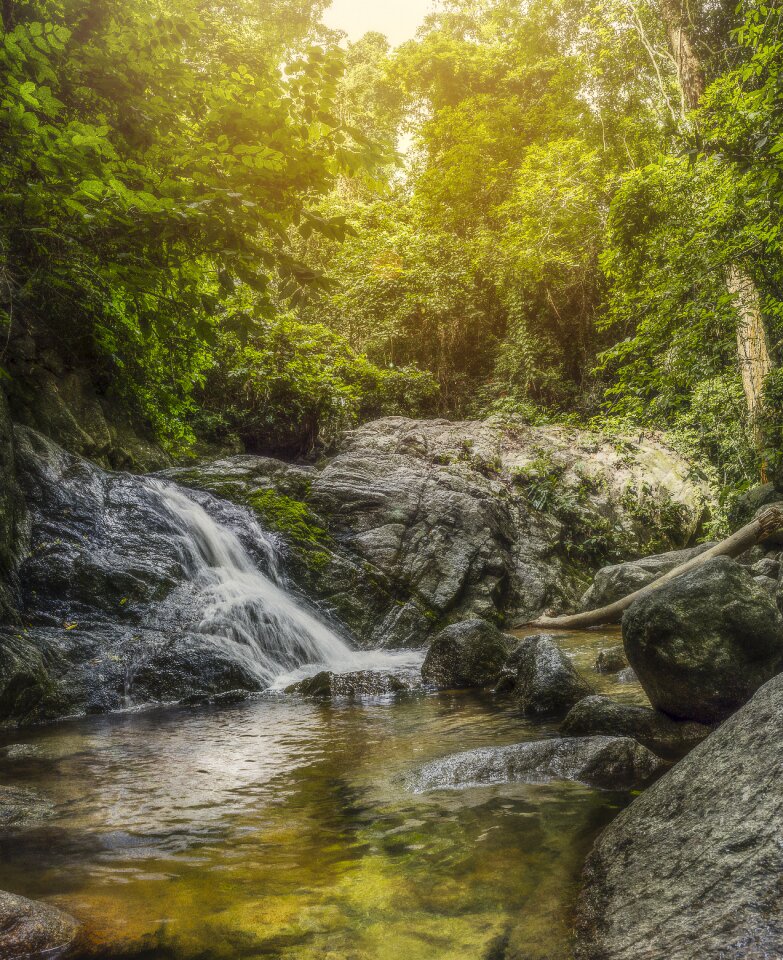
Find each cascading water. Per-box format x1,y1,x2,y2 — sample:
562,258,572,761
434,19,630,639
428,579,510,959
145,479,357,688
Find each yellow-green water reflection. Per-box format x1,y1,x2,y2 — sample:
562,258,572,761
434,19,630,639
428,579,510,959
0,631,642,960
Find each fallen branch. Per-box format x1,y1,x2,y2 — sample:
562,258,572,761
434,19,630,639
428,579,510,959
526,506,783,630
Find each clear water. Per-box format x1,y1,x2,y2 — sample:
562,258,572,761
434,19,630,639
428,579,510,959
0,630,643,960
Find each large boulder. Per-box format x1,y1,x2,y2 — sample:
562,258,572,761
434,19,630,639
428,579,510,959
580,543,715,611
501,634,593,717
421,620,515,689
623,556,783,723
166,417,711,646
409,736,666,793
0,391,22,621
561,696,711,758
575,672,783,960
286,668,421,698
0,890,79,960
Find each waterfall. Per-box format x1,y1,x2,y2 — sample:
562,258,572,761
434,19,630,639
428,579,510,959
145,479,357,688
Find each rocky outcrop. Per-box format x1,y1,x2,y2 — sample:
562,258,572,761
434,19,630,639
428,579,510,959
501,634,593,717
0,890,79,960
575,672,783,960
561,696,711,758
623,556,783,723
421,620,515,689
580,543,715,611
593,646,628,674
167,417,709,646
410,736,666,793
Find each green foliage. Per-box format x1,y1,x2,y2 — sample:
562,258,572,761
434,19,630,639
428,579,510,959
245,490,326,550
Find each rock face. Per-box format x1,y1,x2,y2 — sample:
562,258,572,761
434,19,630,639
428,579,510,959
421,620,515,689
167,417,710,647
0,429,349,725
0,391,22,621
561,696,711,758
0,889,79,960
575,673,783,960
623,556,783,723
502,634,593,717
580,542,714,611
410,736,666,793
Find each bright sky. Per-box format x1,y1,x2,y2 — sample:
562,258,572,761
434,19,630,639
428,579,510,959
322,0,436,46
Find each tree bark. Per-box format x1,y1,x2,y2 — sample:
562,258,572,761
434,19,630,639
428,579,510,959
525,506,783,630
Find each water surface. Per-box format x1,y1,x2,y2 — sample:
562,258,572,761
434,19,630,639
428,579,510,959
0,629,643,960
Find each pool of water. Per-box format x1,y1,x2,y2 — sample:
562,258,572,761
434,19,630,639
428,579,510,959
0,629,644,960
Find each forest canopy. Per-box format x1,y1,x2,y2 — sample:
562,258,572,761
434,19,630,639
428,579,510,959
1,0,782,510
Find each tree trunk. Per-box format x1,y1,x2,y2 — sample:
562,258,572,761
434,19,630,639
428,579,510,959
657,0,774,476
525,506,783,630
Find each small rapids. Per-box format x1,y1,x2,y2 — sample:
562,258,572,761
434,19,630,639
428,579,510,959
146,479,356,688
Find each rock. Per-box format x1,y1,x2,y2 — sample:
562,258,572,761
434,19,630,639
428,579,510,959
753,574,778,598
421,620,515,689
561,696,711,758
502,634,593,717
409,736,666,793
594,646,628,674
0,391,22,621
0,889,79,960
580,543,715,611
286,669,419,698
751,557,780,579
623,556,783,723
616,667,637,684
0,785,53,825
729,482,783,528
575,672,783,960
166,417,711,647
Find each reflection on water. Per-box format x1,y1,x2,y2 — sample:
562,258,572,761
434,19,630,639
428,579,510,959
0,630,643,960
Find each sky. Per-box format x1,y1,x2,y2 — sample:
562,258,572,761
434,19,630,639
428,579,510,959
322,0,436,46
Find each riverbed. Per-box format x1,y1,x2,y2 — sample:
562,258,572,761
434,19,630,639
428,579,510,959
0,629,643,960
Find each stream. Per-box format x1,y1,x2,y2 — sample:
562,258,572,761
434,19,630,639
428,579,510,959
0,629,643,960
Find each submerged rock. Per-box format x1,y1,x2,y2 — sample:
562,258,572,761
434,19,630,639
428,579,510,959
501,634,593,717
286,669,420,698
0,889,79,960
0,785,53,826
623,556,783,723
421,620,515,689
575,672,783,960
410,736,665,793
593,646,628,674
561,696,711,758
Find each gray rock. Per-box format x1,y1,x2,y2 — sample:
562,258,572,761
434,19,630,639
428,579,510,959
575,672,783,960
623,556,783,723
616,666,638,684
594,645,628,674
580,543,715,611
0,391,22,621
751,557,780,579
409,736,666,793
561,695,711,758
286,669,420,698
729,482,783,528
0,889,79,960
502,634,593,717
421,620,514,689
167,417,711,647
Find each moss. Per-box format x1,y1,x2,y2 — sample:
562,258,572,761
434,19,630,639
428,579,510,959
245,490,327,550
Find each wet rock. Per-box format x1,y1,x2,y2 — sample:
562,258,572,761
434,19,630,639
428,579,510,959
623,556,783,723
0,890,79,960
561,696,711,758
502,635,593,717
0,391,22,621
751,556,780,579
575,672,783,960
410,736,666,793
421,620,515,689
168,417,711,646
580,543,715,611
0,785,53,825
286,670,419,698
594,646,628,674
616,667,637,684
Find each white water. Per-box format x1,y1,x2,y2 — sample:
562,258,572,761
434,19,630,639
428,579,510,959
147,480,358,688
